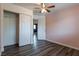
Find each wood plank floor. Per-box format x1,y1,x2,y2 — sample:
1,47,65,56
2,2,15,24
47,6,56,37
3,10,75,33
2,40,79,56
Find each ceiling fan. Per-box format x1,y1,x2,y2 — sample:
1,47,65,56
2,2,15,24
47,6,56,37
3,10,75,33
34,3,55,13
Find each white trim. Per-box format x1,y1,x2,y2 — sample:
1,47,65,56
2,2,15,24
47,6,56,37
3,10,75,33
46,39,79,50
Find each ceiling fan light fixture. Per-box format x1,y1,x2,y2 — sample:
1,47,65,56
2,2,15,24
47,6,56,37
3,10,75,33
41,8,47,13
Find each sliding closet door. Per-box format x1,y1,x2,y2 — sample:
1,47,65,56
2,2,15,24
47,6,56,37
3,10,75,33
3,12,17,46
19,13,33,46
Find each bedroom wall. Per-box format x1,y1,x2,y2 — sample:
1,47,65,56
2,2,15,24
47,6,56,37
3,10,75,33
46,5,79,50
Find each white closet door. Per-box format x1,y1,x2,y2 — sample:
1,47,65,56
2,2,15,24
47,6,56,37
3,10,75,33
19,14,33,46
3,12,16,46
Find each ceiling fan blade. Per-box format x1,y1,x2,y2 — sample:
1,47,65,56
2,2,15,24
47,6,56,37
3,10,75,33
47,5,55,8
39,10,41,13
46,9,51,12
41,3,46,8
41,3,43,8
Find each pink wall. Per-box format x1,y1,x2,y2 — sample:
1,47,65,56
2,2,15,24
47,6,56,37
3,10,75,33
46,5,79,49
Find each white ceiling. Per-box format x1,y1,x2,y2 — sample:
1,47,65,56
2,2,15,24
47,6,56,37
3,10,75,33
14,3,77,15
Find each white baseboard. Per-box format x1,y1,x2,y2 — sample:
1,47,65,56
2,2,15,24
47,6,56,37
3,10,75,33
46,39,79,50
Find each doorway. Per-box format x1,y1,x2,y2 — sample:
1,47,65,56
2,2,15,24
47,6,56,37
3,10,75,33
3,11,19,48
33,20,38,42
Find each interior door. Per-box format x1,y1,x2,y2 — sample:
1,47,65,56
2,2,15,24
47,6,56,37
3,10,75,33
3,12,16,46
19,14,33,46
